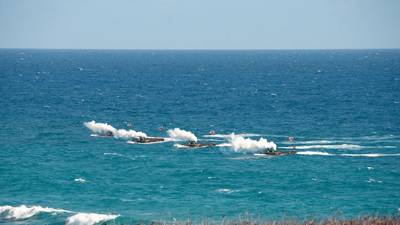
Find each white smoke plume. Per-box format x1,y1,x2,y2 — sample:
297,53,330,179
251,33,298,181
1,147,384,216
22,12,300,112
229,133,277,153
167,128,198,142
114,129,147,140
84,121,117,136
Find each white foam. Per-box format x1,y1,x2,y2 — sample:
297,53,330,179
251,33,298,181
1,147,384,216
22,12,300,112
114,128,147,140
295,151,400,157
66,213,119,225
367,178,383,183
0,205,70,220
103,152,136,161
104,152,123,157
216,188,239,194
229,133,277,153
84,121,117,136
167,128,198,142
174,143,190,149
340,153,400,158
173,143,208,149
253,153,273,157
74,178,86,183
216,143,232,147
282,144,363,150
296,151,334,156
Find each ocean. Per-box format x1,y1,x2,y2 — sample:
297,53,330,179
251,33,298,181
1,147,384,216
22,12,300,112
0,49,399,225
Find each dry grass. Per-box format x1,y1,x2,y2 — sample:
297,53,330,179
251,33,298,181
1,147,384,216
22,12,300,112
133,216,400,225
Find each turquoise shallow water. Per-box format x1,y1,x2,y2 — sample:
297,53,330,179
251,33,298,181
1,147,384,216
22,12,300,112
0,49,399,225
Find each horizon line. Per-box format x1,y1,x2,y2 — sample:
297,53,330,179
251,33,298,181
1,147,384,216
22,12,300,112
1,47,400,51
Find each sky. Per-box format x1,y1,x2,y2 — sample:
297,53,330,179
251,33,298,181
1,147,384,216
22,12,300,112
0,0,400,49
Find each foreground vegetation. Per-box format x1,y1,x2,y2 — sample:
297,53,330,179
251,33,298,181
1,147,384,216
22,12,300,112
129,217,400,225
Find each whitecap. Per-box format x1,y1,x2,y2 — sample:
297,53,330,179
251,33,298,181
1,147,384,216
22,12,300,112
74,178,86,183
104,152,123,157
0,205,70,220
367,178,382,183
216,188,239,194
66,213,119,225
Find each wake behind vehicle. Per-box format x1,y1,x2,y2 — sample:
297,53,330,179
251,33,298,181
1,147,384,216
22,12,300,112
260,148,296,156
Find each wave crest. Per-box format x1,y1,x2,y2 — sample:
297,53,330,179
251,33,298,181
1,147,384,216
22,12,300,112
0,205,70,220
66,213,119,225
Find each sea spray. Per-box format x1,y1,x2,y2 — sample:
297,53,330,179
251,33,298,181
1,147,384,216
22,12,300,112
84,121,117,136
229,133,277,152
167,128,198,142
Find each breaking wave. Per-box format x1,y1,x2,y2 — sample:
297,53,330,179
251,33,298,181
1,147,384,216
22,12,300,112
229,133,277,153
0,205,119,225
66,213,119,225
84,121,116,136
0,205,70,220
167,128,197,142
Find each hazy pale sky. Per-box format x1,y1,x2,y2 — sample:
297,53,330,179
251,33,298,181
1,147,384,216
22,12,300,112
1,0,399,49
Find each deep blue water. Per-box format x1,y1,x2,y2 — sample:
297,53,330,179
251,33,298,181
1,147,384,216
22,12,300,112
0,49,399,225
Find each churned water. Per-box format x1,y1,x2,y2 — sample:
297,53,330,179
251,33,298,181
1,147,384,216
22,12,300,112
0,49,399,224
